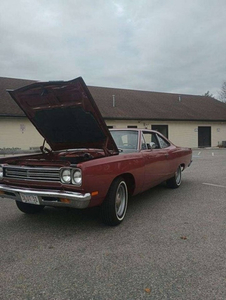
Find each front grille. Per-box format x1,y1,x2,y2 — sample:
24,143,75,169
4,166,60,182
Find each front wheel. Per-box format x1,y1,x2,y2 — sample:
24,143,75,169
101,177,128,226
16,201,45,214
166,166,182,189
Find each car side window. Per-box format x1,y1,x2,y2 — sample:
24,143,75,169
157,135,170,148
142,132,160,149
141,134,147,150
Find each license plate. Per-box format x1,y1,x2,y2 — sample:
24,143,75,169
20,193,40,205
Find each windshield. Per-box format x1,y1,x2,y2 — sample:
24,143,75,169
110,130,138,152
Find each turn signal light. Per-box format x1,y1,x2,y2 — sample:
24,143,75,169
91,191,99,196
60,198,71,204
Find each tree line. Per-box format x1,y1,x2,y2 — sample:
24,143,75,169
218,82,226,102
204,81,226,103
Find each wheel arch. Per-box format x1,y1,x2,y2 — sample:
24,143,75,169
111,173,135,196
180,163,185,171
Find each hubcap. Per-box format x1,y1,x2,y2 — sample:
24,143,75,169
175,167,181,185
115,182,128,219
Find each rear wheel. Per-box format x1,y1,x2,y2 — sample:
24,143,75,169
16,201,45,214
166,166,182,189
101,177,128,226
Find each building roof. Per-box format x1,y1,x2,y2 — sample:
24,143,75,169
1,76,226,121
90,86,226,121
0,77,36,116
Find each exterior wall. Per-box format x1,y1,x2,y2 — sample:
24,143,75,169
0,117,43,150
167,121,226,148
210,123,226,147
0,117,225,150
106,120,226,148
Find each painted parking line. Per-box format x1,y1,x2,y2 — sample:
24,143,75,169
193,151,218,158
203,183,226,188
192,151,201,158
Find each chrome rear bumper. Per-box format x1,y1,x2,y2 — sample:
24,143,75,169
0,184,91,209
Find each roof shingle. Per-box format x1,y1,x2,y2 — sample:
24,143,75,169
0,77,226,121
89,86,226,121
0,77,36,116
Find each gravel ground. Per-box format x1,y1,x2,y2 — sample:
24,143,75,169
0,149,226,300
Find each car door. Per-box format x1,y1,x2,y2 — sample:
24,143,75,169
140,131,170,190
156,133,176,176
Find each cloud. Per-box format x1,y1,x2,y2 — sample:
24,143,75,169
1,0,226,97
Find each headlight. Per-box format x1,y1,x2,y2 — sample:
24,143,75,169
72,169,82,186
60,168,82,186
0,166,3,179
61,169,71,183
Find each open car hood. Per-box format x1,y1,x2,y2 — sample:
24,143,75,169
8,77,119,154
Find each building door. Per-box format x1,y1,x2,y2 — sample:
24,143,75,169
152,125,168,138
198,126,211,147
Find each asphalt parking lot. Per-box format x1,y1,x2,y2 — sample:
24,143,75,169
0,149,226,300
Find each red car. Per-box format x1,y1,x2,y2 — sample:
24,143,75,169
0,77,192,225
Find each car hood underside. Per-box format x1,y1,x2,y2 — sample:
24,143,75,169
8,77,118,155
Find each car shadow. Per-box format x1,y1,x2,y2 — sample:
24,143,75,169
2,179,192,234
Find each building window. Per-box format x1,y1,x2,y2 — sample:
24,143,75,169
127,126,137,128
107,126,113,129
152,125,168,138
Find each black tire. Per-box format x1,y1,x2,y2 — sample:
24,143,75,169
101,177,128,226
16,201,45,214
166,165,182,189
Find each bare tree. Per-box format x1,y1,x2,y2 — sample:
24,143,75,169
203,91,213,98
218,81,226,103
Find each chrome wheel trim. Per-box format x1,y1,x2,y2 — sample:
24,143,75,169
115,181,128,220
175,166,182,185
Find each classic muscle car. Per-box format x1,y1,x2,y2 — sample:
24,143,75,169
0,77,192,225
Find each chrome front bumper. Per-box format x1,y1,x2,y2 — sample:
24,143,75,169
0,184,91,209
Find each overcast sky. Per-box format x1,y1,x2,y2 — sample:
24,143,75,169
1,0,226,97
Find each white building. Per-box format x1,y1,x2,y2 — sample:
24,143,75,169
0,77,226,151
